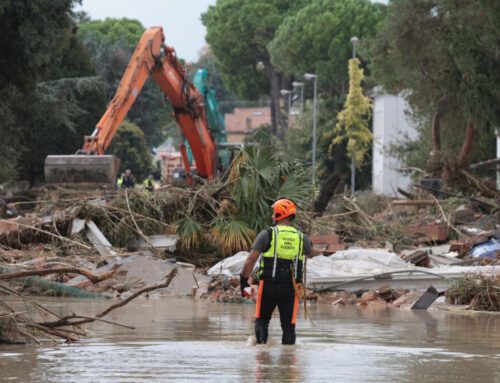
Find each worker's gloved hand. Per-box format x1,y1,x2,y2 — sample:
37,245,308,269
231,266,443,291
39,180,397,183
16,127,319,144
240,274,250,297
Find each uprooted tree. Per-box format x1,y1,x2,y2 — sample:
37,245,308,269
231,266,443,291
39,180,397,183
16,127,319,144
366,0,499,194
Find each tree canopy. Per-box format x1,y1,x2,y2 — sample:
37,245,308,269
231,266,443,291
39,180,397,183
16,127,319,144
189,47,238,115
366,0,499,169
203,0,307,134
269,0,385,97
108,121,152,182
0,0,107,183
333,58,373,168
78,18,145,46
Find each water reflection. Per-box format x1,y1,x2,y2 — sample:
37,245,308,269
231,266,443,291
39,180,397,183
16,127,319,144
0,298,499,383
253,347,301,383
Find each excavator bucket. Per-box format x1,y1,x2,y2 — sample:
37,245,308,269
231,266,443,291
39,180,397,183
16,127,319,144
44,155,120,188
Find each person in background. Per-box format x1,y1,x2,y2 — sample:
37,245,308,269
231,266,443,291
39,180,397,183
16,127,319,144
240,198,313,345
122,169,135,188
116,172,125,189
144,174,154,196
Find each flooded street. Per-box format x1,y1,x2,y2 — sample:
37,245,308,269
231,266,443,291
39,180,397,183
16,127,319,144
1,298,499,382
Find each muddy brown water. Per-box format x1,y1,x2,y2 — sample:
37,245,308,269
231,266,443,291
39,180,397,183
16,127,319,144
0,298,499,382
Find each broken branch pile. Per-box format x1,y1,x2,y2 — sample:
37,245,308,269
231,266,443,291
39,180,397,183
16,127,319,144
0,269,177,344
446,274,500,311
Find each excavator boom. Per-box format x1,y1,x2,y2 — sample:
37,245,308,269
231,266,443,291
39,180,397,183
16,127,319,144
45,27,216,187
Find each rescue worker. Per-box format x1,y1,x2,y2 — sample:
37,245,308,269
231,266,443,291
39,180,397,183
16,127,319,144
122,169,135,188
116,173,125,189
143,174,154,196
240,198,312,345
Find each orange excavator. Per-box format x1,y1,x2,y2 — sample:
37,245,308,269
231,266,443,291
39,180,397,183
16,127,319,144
44,27,216,187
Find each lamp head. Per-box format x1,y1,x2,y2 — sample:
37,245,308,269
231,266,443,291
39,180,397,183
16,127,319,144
304,73,317,80
292,81,304,88
350,36,359,45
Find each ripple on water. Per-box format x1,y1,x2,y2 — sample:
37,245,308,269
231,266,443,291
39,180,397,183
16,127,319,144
0,298,499,383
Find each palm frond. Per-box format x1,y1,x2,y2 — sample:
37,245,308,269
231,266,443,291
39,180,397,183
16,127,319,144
211,216,256,256
174,214,204,250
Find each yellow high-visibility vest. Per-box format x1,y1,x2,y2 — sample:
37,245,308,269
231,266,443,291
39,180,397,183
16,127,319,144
259,225,304,281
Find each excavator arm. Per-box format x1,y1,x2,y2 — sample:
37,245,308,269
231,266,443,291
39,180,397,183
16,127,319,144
45,27,216,186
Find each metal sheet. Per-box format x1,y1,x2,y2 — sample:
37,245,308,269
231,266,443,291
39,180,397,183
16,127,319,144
309,272,465,292
411,286,439,310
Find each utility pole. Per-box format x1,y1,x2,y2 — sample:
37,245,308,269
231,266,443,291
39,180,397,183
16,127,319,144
304,73,318,190
280,89,292,150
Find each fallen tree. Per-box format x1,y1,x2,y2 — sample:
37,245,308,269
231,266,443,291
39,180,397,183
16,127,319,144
0,268,177,344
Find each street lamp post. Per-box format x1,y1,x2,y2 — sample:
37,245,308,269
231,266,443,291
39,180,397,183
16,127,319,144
292,81,304,113
350,36,359,196
304,73,317,190
280,89,292,149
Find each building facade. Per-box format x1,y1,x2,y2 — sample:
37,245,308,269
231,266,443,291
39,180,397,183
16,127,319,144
372,90,418,195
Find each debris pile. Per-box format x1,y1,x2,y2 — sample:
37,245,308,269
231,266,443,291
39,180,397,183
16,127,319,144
446,274,500,311
0,269,177,344
0,181,499,317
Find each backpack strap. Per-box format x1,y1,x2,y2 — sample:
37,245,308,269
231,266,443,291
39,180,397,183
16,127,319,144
271,226,279,278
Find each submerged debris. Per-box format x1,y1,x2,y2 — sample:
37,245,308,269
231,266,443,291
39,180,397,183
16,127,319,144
446,274,500,311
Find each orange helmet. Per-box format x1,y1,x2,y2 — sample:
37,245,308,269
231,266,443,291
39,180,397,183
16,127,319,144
272,198,297,221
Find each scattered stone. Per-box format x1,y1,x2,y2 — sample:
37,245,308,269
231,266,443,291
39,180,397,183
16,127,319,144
361,290,378,302
453,205,475,224
229,277,240,288
391,292,424,307
138,235,179,253
378,284,391,295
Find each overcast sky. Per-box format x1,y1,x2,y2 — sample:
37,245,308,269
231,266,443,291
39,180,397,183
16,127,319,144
76,0,216,62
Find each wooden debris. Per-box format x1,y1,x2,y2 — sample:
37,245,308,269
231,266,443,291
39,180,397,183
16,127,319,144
392,200,436,206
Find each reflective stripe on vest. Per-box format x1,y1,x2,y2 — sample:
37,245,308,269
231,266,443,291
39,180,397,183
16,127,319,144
260,225,304,279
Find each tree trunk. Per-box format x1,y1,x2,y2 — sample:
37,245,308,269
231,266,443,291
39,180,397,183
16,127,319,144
263,57,289,139
314,170,341,214
458,120,476,167
431,110,441,151
431,98,446,152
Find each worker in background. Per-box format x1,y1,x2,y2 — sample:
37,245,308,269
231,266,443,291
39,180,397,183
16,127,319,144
121,169,135,188
240,198,312,345
116,172,125,190
144,174,154,196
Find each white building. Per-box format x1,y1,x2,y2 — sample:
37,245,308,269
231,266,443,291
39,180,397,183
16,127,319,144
372,89,418,195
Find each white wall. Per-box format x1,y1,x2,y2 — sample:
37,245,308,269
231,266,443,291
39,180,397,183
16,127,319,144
372,92,418,196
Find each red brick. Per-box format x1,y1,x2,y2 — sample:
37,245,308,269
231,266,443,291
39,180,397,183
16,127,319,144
326,243,347,253
0,218,16,233
310,236,327,244
361,290,378,302
310,234,340,244
405,224,449,242
320,234,340,244
209,290,223,301
378,285,391,295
